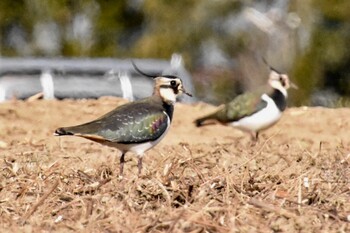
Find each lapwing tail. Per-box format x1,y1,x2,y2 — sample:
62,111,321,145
54,127,74,136
194,113,216,127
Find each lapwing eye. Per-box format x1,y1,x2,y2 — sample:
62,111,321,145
170,80,176,86
279,76,286,86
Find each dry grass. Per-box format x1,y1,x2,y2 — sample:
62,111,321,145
0,98,349,232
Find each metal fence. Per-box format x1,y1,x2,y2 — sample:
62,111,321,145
0,54,194,102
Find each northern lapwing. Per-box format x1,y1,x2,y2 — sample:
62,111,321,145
195,65,297,141
55,61,192,176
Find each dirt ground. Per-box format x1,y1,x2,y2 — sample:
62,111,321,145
0,97,349,232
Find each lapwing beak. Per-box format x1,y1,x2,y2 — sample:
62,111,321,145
185,91,193,97
182,88,192,97
290,82,298,89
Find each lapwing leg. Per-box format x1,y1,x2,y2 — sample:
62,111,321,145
249,131,259,146
119,153,125,176
255,132,259,141
250,131,258,142
137,157,143,176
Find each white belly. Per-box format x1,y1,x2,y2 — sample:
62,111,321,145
231,94,282,132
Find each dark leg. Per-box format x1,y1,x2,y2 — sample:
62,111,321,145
255,132,259,141
137,157,143,176
250,131,258,142
249,131,259,146
120,153,125,176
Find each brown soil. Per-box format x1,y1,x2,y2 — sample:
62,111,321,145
0,97,349,232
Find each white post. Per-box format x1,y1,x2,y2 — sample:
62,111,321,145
40,70,55,99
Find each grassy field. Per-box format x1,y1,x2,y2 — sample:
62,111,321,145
0,97,349,232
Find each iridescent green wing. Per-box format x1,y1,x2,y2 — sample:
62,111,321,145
216,91,267,122
65,101,170,144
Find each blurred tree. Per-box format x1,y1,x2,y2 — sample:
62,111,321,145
132,0,242,64
0,0,144,56
0,0,31,55
292,0,350,106
90,0,144,56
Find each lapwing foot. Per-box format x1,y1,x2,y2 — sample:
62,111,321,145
250,141,257,147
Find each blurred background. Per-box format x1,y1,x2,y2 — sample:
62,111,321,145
0,0,349,107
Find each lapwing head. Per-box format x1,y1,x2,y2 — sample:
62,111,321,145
156,76,193,103
262,58,297,97
132,61,192,104
268,70,294,97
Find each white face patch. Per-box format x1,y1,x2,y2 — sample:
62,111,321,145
269,79,287,97
160,87,177,103
268,71,289,97
155,77,183,103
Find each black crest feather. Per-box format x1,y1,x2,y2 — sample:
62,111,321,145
131,60,160,79
262,57,281,74
131,60,179,79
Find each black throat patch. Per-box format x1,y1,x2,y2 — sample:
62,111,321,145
163,101,174,121
270,89,287,111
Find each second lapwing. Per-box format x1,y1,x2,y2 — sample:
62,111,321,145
195,65,297,141
55,62,192,176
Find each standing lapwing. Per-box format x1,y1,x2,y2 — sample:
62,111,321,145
195,64,297,141
55,62,192,176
